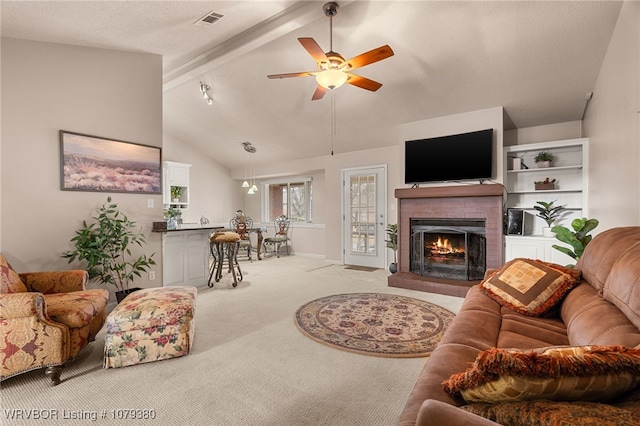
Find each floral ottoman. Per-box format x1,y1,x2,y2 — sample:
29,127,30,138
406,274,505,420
104,286,196,369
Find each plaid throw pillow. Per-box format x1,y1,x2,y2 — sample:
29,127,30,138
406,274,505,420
480,258,581,316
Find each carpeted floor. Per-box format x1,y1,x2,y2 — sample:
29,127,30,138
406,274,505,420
1,256,464,426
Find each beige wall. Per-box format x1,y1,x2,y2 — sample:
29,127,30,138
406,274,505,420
229,146,399,261
1,39,163,297
583,1,640,229
162,133,242,227
504,121,582,146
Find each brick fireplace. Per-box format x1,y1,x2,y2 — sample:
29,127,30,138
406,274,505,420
388,184,504,297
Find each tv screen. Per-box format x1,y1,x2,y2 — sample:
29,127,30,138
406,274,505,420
404,129,493,184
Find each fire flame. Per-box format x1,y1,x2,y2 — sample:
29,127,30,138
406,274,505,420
430,236,463,255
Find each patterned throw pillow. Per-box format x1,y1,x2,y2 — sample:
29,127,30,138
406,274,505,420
0,254,27,293
480,258,582,316
443,346,640,404
463,400,640,426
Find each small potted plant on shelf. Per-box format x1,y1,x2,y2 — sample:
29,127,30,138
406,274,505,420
170,186,182,202
63,196,156,303
534,151,554,168
385,224,398,273
164,207,182,230
534,177,556,190
552,217,599,264
534,200,564,237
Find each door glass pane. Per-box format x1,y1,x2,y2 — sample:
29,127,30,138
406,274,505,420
349,174,377,255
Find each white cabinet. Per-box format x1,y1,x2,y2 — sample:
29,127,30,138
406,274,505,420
163,161,191,209
503,138,588,263
505,236,575,265
161,230,210,288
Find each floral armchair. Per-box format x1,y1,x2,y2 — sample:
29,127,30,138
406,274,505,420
0,254,109,385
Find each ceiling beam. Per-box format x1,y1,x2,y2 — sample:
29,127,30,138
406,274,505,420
163,1,353,91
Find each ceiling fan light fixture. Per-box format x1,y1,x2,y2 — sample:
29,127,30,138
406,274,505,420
316,69,348,90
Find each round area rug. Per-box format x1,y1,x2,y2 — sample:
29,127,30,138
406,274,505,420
294,293,455,358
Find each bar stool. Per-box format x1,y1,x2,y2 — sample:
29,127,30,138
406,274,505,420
208,232,243,287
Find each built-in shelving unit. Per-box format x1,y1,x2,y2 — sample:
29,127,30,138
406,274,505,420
163,161,191,210
503,138,588,262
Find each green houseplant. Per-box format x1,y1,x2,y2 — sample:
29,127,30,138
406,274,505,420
163,206,182,229
534,151,554,168
385,223,398,273
552,217,599,263
63,196,156,302
534,200,564,236
170,186,183,201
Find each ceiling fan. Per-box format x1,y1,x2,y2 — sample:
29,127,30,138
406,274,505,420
267,1,394,100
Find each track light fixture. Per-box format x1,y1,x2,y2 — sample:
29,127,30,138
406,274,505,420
199,81,213,105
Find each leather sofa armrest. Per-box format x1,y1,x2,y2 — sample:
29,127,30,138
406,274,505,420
0,292,47,319
415,400,498,426
20,270,88,294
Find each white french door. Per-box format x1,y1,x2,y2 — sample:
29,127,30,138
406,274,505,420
342,166,387,268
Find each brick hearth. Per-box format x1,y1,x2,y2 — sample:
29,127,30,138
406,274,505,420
388,184,504,297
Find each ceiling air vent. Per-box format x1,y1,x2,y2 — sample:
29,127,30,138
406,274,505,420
194,11,224,27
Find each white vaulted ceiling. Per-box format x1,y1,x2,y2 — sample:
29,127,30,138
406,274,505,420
1,1,624,168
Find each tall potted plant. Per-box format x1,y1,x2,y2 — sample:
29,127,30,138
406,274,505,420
385,223,398,273
63,196,156,302
552,217,599,264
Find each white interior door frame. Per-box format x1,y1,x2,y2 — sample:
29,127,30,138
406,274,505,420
341,165,388,268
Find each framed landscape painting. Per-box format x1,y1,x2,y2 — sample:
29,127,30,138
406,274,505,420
60,130,162,194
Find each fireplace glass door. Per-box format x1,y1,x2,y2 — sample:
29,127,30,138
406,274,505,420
410,220,486,280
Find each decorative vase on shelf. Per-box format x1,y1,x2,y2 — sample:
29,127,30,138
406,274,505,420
389,263,398,274
173,198,179,203
542,227,555,237
536,161,551,168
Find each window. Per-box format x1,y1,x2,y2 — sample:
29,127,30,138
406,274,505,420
262,178,312,223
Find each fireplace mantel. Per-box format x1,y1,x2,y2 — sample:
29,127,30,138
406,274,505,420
389,184,504,297
395,184,504,199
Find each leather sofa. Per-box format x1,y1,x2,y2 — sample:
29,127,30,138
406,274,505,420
0,255,109,385
397,226,640,425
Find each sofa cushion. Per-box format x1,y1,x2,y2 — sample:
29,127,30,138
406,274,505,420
443,346,640,403
576,227,640,294
480,258,581,317
602,237,640,331
0,255,27,294
463,400,640,426
45,289,109,328
561,282,640,347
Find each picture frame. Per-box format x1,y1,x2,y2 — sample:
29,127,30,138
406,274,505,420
60,130,162,194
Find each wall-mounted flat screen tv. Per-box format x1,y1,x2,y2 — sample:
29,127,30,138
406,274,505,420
404,128,494,184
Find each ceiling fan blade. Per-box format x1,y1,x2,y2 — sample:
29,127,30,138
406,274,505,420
299,37,329,64
311,85,327,101
267,71,318,79
340,45,394,71
345,74,383,92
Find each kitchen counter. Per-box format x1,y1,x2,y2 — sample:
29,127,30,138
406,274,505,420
154,226,222,288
